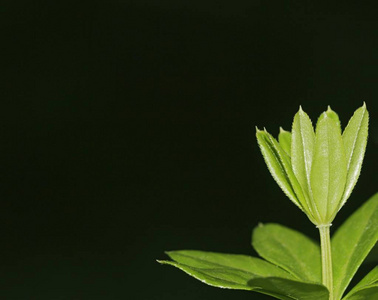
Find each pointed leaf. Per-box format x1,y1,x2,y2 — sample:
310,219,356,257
311,112,347,223
159,251,328,300
343,267,378,299
256,129,302,210
291,107,318,219
164,250,293,279
159,260,261,291
264,130,312,215
340,103,369,209
278,128,292,156
326,106,341,128
252,223,321,283
316,106,342,134
332,193,378,300
159,250,292,294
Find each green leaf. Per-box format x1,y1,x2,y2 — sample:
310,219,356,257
310,112,347,223
158,259,260,291
264,130,313,215
278,128,292,156
252,223,321,283
248,277,329,300
340,103,369,209
164,250,293,279
332,193,378,300
316,106,342,134
291,107,317,219
159,250,329,299
343,267,378,300
256,129,303,211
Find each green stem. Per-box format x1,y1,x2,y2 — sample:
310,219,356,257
319,225,333,300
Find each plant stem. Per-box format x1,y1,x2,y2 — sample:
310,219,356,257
319,225,333,300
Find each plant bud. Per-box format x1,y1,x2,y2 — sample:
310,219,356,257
256,104,369,226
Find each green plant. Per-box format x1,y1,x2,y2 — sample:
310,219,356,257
158,104,377,300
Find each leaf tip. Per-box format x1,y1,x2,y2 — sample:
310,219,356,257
255,126,262,138
255,126,261,133
298,105,310,118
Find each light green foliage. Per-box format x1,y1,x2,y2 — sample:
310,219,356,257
317,106,342,133
257,103,369,226
256,128,313,221
332,193,378,300
340,104,369,210
256,129,303,211
278,127,292,155
311,111,347,224
160,104,376,300
159,250,329,300
162,250,294,281
291,107,316,218
252,223,321,283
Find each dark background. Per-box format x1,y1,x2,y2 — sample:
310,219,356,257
1,1,377,299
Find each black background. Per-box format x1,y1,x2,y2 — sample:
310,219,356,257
1,1,377,299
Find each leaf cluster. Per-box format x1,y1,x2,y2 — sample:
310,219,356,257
159,194,378,299
256,104,368,225
159,104,376,299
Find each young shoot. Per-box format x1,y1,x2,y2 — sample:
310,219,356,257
159,104,377,300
